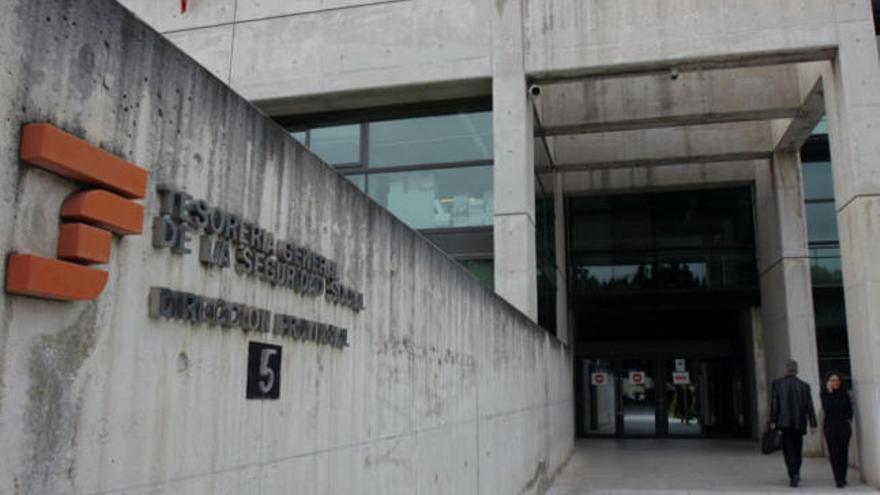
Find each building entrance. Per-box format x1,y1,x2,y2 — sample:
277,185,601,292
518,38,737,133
581,354,748,438
566,187,761,440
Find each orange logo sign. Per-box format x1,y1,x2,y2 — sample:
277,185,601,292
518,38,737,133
5,124,149,300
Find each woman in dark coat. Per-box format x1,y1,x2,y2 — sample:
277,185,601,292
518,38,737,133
821,371,854,488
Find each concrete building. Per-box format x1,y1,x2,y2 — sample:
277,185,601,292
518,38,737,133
112,0,880,485
1,0,879,493
0,1,571,494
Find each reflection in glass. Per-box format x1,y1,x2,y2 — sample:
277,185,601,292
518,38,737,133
309,124,360,165
366,166,493,229
657,256,707,289
666,359,701,435
459,259,494,290
289,131,306,145
570,250,756,292
571,255,653,291
811,247,842,285
584,359,617,435
344,174,365,191
802,162,834,200
622,359,656,435
812,118,829,135
806,202,839,242
368,112,493,167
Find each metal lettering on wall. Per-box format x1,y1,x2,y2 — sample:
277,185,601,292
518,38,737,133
148,185,363,349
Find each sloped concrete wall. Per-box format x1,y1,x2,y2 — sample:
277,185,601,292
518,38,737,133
0,1,573,494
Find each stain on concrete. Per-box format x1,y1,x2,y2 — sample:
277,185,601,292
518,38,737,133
22,303,98,495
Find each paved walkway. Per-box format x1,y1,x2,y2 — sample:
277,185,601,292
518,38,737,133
548,439,878,494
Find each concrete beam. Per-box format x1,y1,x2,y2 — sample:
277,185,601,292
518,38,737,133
543,121,773,172
524,0,840,82
773,62,828,151
536,65,802,136
541,160,759,195
256,78,491,116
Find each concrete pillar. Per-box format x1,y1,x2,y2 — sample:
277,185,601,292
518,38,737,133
743,307,769,440
553,173,569,343
754,152,822,454
491,0,537,320
822,1,880,484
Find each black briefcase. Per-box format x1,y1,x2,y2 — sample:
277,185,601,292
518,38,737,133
762,426,782,454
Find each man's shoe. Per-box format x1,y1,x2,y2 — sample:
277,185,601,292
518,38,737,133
836,482,845,488
790,477,799,487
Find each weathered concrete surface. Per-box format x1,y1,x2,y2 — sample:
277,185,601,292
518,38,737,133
537,65,802,135
491,0,538,321
540,160,758,196
823,2,880,484
547,122,774,172
0,1,573,494
753,153,821,455
523,0,839,80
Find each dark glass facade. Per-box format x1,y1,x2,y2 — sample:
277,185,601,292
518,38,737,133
569,187,758,439
568,187,758,294
536,178,557,333
801,130,850,380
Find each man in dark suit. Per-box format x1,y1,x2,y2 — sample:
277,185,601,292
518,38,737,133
770,359,818,487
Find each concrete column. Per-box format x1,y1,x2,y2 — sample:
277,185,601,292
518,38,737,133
491,0,537,320
754,152,822,454
553,173,569,343
823,1,880,484
743,307,769,440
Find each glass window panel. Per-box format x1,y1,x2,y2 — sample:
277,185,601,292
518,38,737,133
289,131,307,145
571,254,654,291
657,254,707,289
806,202,839,242
802,161,834,200
611,210,652,251
366,166,493,229
309,124,360,165
368,112,492,167
570,214,612,252
812,117,828,135
459,259,494,290
811,247,842,285
344,174,365,191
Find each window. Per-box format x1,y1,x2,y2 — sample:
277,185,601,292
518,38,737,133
280,104,494,289
811,246,843,285
368,112,492,168
459,259,494,290
805,202,839,243
346,174,365,191
802,161,834,200
366,166,493,230
567,187,758,293
309,124,360,166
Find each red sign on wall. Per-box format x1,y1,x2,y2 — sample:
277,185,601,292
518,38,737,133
673,372,691,385
629,371,646,385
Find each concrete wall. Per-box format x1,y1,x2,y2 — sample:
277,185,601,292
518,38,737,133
116,0,849,110
0,1,573,494
118,0,493,106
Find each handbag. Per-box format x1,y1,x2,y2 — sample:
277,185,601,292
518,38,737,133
762,425,782,454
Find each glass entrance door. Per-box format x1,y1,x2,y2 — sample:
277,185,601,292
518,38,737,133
580,356,749,438
620,359,657,436
665,359,703,435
